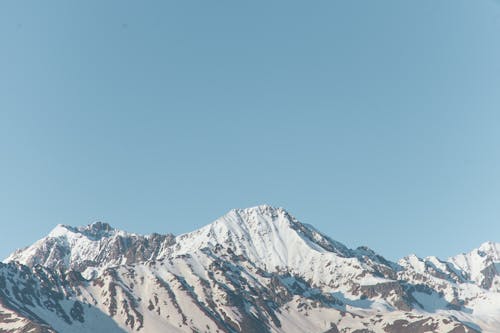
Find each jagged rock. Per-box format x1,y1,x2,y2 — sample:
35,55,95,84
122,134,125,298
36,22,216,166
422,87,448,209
0,205,498,332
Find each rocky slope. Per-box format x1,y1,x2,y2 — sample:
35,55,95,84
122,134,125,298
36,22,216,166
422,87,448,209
1,205,498,332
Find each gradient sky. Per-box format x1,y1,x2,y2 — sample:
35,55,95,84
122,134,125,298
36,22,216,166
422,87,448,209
1,0,500,261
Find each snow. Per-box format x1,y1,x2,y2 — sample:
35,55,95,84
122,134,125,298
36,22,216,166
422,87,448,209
168,205,386,291
2,205,500,332
449,241,500,286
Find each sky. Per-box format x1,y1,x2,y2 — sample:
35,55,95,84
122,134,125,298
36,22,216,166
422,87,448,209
1,0,500,261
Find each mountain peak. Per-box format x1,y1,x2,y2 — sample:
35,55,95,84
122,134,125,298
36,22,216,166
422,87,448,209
1,207,498,333
5,220,174,277
86,221,113,231
478,241,500,255
78,221,115,238
229,204,286,218
48,221,116,240
171,205,353,274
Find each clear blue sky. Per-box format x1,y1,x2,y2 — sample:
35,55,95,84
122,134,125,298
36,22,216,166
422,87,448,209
1,0,500,261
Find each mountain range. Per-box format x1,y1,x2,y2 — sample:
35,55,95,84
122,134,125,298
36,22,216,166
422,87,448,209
1,205,499,332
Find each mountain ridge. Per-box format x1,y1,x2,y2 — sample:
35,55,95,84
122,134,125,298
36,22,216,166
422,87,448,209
1,205,499,332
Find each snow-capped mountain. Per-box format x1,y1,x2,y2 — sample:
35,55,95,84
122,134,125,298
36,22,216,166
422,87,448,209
5,221,175,279
449,242,500,291
1,205,498,332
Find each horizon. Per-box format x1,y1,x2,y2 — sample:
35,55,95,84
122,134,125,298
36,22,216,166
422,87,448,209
3,204,493,261
2,0,500,262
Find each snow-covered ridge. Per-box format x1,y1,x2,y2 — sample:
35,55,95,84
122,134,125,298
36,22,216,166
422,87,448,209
168,205,382,287
448,241,500,290
1,205,499,332
48,221,118,239
5,205,499,291
4,220,175,279
5,205,395,288
171,205,351,260
5,205,352,268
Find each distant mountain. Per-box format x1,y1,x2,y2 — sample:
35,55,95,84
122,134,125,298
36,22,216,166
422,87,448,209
1,205,498,332
5,221,175,279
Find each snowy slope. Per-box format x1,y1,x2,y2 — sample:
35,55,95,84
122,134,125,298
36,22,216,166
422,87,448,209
449,241,500,290
169,206,393,290
5,221,175,279
1,205,498,332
